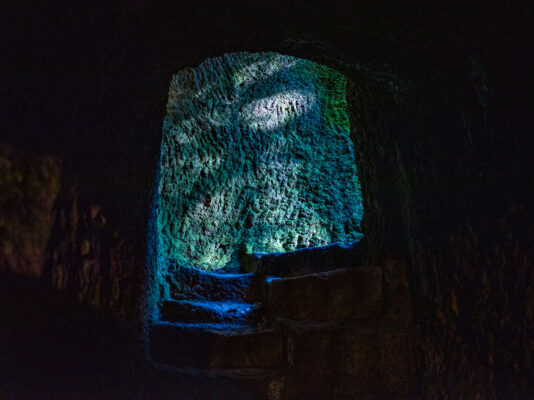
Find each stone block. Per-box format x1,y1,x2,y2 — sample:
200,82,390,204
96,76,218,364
150,322,284,370
266,266,383,321
241,239,366,277
160,299,264,325
166,262,262,302
284,318,416,399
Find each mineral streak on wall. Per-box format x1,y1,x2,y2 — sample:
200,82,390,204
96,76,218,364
157,52,363,271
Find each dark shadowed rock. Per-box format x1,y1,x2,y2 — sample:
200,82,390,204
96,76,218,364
160,299,265,325
266,265,382,321
150,322,283,370
283,317,416,399
0,144,60,277
156,52,363,272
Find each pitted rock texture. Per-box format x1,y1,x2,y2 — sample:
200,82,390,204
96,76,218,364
44,187,144,325
157,52,363,271
0,144,60,277
242,240,366,277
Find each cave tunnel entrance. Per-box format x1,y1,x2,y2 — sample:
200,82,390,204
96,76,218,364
148,52,364,318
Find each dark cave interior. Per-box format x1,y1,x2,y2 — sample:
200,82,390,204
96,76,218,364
1,2,533,399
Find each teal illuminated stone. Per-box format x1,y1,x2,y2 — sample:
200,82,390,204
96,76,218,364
156,52,363,271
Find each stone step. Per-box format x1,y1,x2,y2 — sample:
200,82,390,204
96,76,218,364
166,262,262,302
265,265,383,321
282,317,416,399
150,322,284,370
241,239,366,277
160,299,265,325
149,364,284,400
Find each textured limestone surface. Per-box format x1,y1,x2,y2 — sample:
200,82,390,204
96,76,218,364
0,144,60,277
157,52,362,271
242,239,366,277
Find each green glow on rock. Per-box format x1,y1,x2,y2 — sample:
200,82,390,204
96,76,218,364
157,52,363,271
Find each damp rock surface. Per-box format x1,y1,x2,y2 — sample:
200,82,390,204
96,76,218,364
157,52,363,271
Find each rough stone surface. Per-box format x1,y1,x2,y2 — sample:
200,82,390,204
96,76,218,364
43,184,144,325
0,144,60,277
165,259,261,302
347,69,534,399
276,262,415,399
160,299,263,325
242,239,366,277
150,322,283,370
151,260,413,399
266,265,383,321
3,2,533,399
283,317,416,400
157,52,362,271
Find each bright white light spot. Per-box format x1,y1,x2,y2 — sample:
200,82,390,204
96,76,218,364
233,57,296,88
240,90,316,130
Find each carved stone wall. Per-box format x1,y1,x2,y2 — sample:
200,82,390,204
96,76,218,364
158,52,362,271
2,1,533,398
0,144,60,277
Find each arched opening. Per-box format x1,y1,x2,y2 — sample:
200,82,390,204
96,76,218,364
146,52,373,378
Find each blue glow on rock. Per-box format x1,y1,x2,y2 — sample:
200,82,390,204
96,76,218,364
155,52,363,272
241,90,315,130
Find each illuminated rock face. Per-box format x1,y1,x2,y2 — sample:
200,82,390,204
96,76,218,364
157,52,362,271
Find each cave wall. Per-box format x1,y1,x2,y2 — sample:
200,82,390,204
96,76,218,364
346,48,534,399
1,1,533,398
157,51,362,271
43,182,145,325
0,145,60,277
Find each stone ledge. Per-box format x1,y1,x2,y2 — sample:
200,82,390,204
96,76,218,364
266,265,383,321
242,239,366,277
150,322,284,369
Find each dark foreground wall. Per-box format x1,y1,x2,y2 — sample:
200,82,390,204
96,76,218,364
1,1,533,398
0,145,60,277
